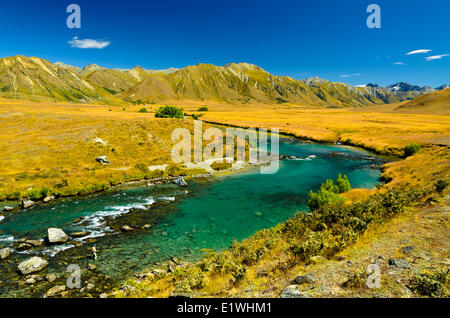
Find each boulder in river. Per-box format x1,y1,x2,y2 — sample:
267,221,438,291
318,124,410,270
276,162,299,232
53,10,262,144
21,199,35,209
121,225,133,232
17,243,33,251
2,206,14,211
46,285,66,297
18,256,48,275
26,239,44,247
174,177,188,187
70,231,91,238
47,228,69,243
0,247,11,260
45,273,58,283
95,156,110,164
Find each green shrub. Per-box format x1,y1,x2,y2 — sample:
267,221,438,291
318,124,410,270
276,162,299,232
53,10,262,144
307,174,351,211
211,160,232,171
198,107,209,112
138,108,148,113
336,173,351,193
435,179,449,193
404,143,421,157
155,106,183,118
135,163,149,173
308,189,345,211
342,268,369,289
410,270,449,297
173,267,206,293
321,179,340,194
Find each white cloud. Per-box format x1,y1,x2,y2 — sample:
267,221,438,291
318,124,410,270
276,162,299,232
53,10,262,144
340,73,361,78
68,37,110,49
393,62,406,65
406,49,431,55
425,54,449,61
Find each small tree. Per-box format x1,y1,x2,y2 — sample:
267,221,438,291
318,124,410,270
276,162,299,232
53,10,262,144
198,106,209,112
155,106,184,118
404,143,421,157
307,173,351,210
435,179,449,193
308,189,345,211
336,173,351,193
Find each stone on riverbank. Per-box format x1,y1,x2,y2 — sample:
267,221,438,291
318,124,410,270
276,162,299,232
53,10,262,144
18,257,48,275
294,274,315,285
48,228,69,243
21,199,35,209
280,285,312,298
0,247,11,260
388,258,411,269
174,177,188,187
43,196,55,203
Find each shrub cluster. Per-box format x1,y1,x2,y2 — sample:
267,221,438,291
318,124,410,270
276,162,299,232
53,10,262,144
289,187,421,260
404,143,421,157
307,174,351,210
211,160,232,171
410,270,449,297
155,106,184,118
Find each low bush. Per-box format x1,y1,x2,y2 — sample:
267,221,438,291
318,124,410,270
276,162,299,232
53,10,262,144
342,268,369,289
307,174,351,211
410,270,449,297
155,106,183,118
198,107,209,112
211,160,232,171
435,179,449,193
404,143,421,157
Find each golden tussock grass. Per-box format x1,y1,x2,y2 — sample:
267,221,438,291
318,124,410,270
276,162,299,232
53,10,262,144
0,99,209,200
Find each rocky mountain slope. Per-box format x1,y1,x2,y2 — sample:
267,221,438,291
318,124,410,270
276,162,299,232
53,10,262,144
0,55,445,107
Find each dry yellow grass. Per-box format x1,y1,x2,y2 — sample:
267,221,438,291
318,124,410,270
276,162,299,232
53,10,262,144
196,103,450,156
0,99,208,200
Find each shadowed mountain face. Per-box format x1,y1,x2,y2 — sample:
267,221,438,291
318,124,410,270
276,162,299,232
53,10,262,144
0,55,439,106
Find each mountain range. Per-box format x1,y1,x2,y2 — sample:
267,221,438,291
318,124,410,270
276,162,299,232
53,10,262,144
0,55,447,107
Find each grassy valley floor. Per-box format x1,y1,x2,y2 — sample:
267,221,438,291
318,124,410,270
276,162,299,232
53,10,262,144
0,99,210,203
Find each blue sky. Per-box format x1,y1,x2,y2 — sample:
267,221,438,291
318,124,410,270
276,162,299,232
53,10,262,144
0,0,449,87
